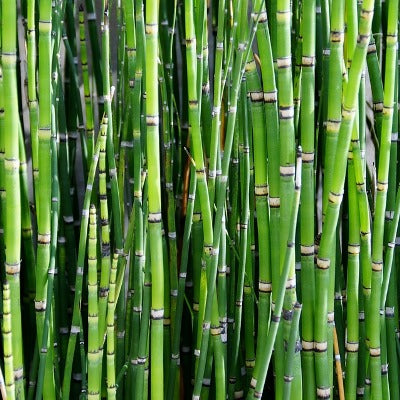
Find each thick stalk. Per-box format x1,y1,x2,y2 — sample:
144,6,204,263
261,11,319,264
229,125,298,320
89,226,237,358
145,0,164,398
26,0,39,199
345,146,360,400
2,2,25,397
369,1,398,397
300,0,317,397
3,283,15,400
87,206,100,400
106,254,118,400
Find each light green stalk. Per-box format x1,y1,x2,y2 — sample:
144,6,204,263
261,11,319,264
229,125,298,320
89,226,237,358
2,1,25,396
283,303,302,399
26,0,39,199
345,138,360,400
106,254,119,400
300,0,317,397
97,104,111,348
145,0,164,398
87,206,100,399
2,283,15,400
252,6,280,393
384,49,399,400
369,1,398,397
275,0,300,396
35,118,59,400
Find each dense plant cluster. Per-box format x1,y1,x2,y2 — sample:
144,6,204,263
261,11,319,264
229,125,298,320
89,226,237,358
0,0,399,399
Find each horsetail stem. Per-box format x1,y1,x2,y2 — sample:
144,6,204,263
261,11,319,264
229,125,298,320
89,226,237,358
3,0,24,395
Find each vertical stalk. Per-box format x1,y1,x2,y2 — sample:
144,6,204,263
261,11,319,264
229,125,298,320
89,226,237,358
87,206,100,399
2,1,25,396
276,0,299,396
35,117,59,400
345,139,360,400
300,0,316,397
228,78,250,395
79,5,95,164
145,0,164,398
106,254,118,400
369,0,398,397
3,283,15,400
26,0,38,199
127,0,145,391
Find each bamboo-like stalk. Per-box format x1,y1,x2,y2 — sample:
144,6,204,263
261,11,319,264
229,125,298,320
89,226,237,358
369,1,398,397
2,1,25,396
0,12,5,287
18,124,36,357
252,6,281,393
87,205,100,399
35,117,59,400
190,196,203,383
97,99,111,349
333,326,345,400
350,72,373,400
385,47,399,400
79,5,95,164
106,254,119,400
134,211,151,400
35,0,55,396
283,302,302,399
228,76,250,396
158,65,174,388
3,282,15,400
300,0,317,397
367,39,384,147
26,0,39,199
345,131,360,400
145,0,165,398
246,43,271,394
275,0,300,395
207,0,225,208
227,123,239,370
